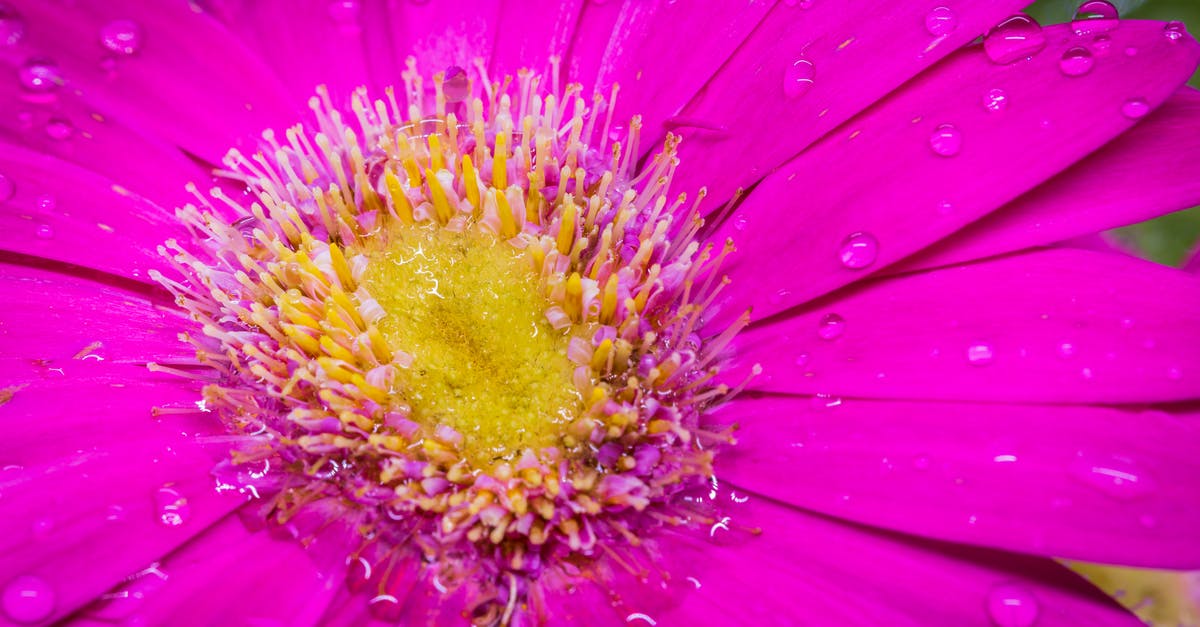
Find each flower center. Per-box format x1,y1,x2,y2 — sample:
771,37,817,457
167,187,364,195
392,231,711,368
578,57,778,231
357,224,579,469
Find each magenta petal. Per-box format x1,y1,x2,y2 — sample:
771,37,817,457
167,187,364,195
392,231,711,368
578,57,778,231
898,87,1200,273
561,0,624,90
489,0,583,79
718,395,1200,568
636,496,1133,624
7,0,297,163
668,0,1027,205
734,248,1200,403
709,21,1200,324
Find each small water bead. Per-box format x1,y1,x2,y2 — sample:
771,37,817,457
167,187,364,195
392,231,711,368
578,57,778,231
0,2,25,47
443,65,469,103
838,231,878,269
924,6,957,37
1059,47,1095,77
929,124,962,157
986,582,1039,627
1069,453,1155,500
1091,34,1113,54
1056,342,1076,358
1121,97,1150,119
809,393,842,411
783,58,815,99
1164,21,1186,42
0,174,14,202
100,19,142,55
966,343,994,366
1071,1,1118,36
2,575,55,624
983,88,1009,113
34,223,53,239
35,194,55,211
18,58,63,94
154,487,190,526
45,118,73,141
817,313,845,340
983,14,1047,65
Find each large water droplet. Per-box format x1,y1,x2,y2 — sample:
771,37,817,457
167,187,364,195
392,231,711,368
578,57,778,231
2,575,55,624
966,343,994,366
18,58,62,94
1059,46,1095,77
929,124,962,157
100,19,142,55
983,14,1047,65
1163,21,1186,41
443,65,469,103
0,3,25,47
838,232,879,269
154,487,190,526
1069,453,1155,500
0,174,14,203
1071,1,1118,36
783,58,815,99
987,582,1039,627
1121,97,1149,119
924,6,958,36
817,313,845,340
983,88,1009,113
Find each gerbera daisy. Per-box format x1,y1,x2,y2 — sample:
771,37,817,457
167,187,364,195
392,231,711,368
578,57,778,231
1,1,1199,625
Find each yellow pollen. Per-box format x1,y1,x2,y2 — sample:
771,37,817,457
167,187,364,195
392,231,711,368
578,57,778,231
356,223,580,469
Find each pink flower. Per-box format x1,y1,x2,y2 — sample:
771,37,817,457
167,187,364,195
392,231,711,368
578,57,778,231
2,1,1199,625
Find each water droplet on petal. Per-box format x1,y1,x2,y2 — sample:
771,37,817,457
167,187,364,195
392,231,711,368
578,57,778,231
18,58,62,94
929,124,962,156
794,352,810,367
35,194,55,211
0,174,14,203
817,313,845,340
1091,34,1113,54
1164,21,1186,41
983,88,1009,113
924,6,958,36
1069,453,1155,500
328,0,360,28
1056,342,1075,358
983,14,1047,65
44,118,73,141
2,575,55,624
34,223,52,239
1059,46,1094,77
987,582,1039,627
154,487,190,526
443,65,469,103
967,343,994,366
809,393,842,410
1071,1,1118,36
1121,97,1149,119
838,231,878,269
783,58,815,99
0,3,26,47
100,19,142,55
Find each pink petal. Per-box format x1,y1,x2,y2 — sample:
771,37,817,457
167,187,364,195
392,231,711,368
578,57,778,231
897,87,1200,273
709,21,1200,325
668,0,1027,205
489,0,583,79
717,395,1200,568
0,147,184,282
561,0,624,89
5,0,297,163
1185,242,1200,274
732,248,1200,403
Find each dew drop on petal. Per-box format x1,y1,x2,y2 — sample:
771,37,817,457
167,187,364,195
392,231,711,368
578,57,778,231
2,575,55,624
987,582,1039,627
924,6,957,36
1056,342,1075,358
1121,97,1149,119
838,231,878,269
18,58,62,94
983,88,1009,113
100,19,142,55
1069,453,1155,500
983,14,1047,65
809,393,842,410
929,124,962,156
1091,34,1113,54
35,194,55,211
1071,1,1118,36
443,65,469,103
44,118,73,141
154,486,190,526
1059,47,1094,77
0,174,14,203
328,0,360,26
0,2,25,47
1164,21,1186,41
817,313,845,340
34,223,52,239
783,58,815,99
966,343,994,366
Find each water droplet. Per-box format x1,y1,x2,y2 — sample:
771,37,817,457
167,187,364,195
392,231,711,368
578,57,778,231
1071,1,1118,36
1059,47,1094,77
154,487,190,526
35,194,55,211
983,14,1047,65
966,343,994,366
0,3,26,47
783,58,815,99
1069,453,1155,500
983,88,1009,113
0,174,14,203
838,232,878,269
18,58,62,94
1164,21,1186,41
100,19,142,55
924,6,957,36
2,575,55,624
936,200,954,214
1056,342,1075,358
928,124,962,157
30,517,52,540
328,0,360,28
809,393,842,410
1091,34,1113,54
44,118,73,141
34,223,53,239
794,352,810,367
1121,97,1149,119
987,582,1039,627
784,0,814,8
913,455,931,470
817,313,845,340
443,65,469,103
